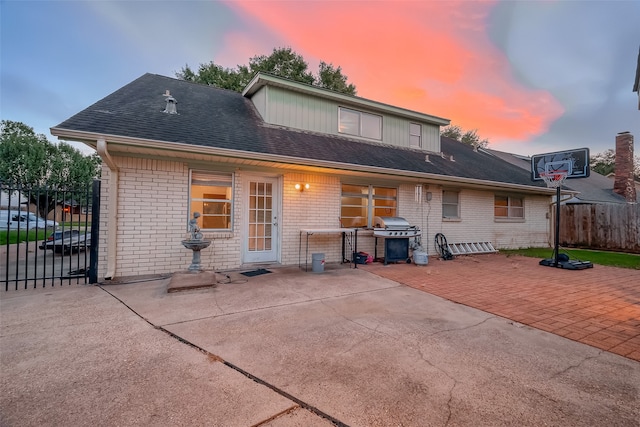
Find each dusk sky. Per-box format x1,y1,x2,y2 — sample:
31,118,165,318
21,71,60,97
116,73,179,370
2,0,639,158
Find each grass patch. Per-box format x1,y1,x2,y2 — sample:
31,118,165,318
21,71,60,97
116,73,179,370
1,229,48,246
501,247,640,270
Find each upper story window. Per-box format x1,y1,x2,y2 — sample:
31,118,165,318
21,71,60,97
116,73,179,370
339,107,382,140
190,171,233,231
495,195,524,219
442,190,460,219
410,123,422,148
340,184,397,228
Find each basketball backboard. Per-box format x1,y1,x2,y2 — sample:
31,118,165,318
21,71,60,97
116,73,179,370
531,147,590,181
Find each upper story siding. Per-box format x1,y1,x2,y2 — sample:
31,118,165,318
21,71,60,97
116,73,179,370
244,74,448,153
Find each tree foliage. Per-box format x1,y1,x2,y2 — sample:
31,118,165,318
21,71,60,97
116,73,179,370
0,120,102,217
590,149,616,176
590,149,640,179
440,124,489,149
177,47,357,95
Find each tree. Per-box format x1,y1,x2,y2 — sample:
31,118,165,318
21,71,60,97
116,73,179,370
440,124,489,149
316,61,356,95
590,149,616,176
590,149,640,179
178,47,357,95
0,120,102,218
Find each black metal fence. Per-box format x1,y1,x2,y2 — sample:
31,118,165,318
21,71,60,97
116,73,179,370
1,181,100,290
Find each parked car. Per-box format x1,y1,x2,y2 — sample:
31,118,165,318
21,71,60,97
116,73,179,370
39,229,90,254
1,210,58,230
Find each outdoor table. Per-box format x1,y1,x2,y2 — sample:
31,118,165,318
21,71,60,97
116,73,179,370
298,228,358,271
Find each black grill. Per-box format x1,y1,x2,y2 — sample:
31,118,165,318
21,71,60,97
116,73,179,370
372,217,420,265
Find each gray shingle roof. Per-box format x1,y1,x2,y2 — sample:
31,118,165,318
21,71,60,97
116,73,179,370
54,73,547,189
484,148,632,204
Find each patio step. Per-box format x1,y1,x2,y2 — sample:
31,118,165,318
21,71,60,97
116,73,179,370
447,241,498,256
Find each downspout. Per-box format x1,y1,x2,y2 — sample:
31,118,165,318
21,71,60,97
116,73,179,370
97,138,118,280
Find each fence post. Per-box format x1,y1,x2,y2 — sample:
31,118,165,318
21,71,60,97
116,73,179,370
89,180,101,284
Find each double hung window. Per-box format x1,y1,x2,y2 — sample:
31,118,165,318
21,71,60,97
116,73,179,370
442,190,460,219
190,171,233,230
410,123,422,148
340,184,397,228
494,195,524,219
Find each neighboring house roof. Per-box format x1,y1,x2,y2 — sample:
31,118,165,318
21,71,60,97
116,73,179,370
52,73,549,193
484,148,631,204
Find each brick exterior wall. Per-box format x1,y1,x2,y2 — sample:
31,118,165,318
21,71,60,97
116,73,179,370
613,132,636,203
98,157,551,279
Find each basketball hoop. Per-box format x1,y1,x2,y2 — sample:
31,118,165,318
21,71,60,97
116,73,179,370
539,171,568,189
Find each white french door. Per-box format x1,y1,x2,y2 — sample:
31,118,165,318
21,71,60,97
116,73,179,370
243,176,280,263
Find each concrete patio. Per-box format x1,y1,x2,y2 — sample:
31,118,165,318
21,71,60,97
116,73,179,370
1,254,638,426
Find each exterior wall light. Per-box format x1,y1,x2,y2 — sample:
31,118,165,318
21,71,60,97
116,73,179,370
295,183,310,192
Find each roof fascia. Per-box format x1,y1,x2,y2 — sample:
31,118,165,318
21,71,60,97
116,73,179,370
242,73,451,126
51,127,553,195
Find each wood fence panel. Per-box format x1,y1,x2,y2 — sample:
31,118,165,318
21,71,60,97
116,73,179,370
560,204,640,253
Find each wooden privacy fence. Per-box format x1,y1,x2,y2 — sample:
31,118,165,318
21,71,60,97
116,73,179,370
559,203,640,253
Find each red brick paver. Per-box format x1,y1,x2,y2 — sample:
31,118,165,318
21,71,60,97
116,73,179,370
363,254,640,362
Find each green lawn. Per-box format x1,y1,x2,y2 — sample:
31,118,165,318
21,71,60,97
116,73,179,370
1,226,89,246
501,247,640,270
0,229,48,245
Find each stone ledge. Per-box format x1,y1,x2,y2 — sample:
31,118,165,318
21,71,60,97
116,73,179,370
167,271,217,293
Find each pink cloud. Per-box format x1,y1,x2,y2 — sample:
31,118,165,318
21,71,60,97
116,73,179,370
225,0,563,144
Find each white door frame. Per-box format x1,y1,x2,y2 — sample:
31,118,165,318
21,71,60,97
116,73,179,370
241,174,282,264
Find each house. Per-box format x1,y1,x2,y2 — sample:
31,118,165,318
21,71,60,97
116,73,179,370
484,147,636,205
51,73,554,280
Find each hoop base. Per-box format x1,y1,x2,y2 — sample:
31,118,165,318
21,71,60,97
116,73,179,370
539,258,593,270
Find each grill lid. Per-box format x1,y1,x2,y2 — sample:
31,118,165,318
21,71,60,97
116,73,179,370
374,216,411,229
373,216,420,237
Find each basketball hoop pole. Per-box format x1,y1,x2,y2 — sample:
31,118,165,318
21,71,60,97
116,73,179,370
553,185,561,267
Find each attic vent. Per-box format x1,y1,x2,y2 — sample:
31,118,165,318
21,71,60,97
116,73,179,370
163,90,177,114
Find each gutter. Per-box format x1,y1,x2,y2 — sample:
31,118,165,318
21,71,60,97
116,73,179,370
96,138,118,280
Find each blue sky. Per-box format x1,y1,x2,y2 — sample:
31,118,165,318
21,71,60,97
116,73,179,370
1,0,639,159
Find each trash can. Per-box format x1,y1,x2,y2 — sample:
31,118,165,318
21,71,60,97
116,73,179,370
311,253,325,273
413,251,429,266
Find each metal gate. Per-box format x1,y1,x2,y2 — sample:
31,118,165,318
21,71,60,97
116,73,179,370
1,181,100,291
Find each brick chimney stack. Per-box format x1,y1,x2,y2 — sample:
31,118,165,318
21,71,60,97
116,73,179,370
613,132,636,203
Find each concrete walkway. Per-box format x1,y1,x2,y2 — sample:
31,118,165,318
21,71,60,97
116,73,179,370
1,257,639,426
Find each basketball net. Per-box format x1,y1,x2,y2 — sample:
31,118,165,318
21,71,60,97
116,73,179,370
539,171,568,189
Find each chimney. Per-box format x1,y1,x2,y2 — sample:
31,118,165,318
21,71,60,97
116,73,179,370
613,132,636,203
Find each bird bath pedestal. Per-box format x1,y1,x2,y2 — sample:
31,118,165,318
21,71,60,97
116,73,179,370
181,239,212,272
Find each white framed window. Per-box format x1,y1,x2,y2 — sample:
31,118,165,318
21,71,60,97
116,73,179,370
340,184,397,228
410,123,422,148
339,107,382,140
190,171,233,230
495,195,524,219
442,190,459,219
